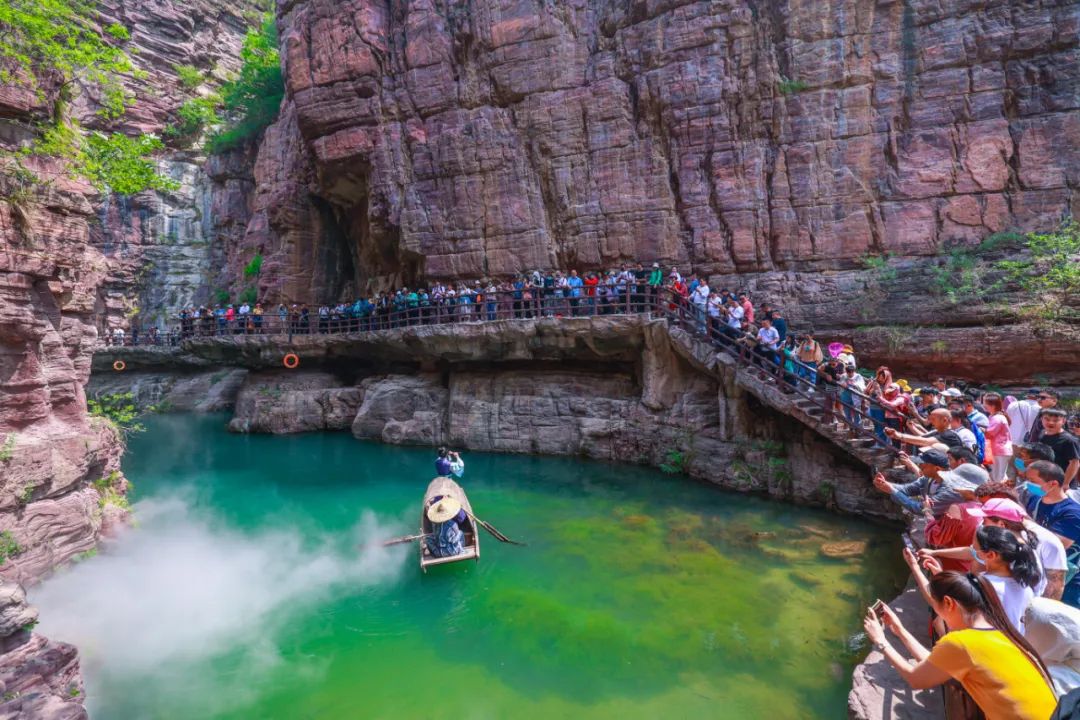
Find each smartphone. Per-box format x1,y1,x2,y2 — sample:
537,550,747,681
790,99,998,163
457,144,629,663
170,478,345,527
901,532,916,553
872,464,879,477
871,599,886,619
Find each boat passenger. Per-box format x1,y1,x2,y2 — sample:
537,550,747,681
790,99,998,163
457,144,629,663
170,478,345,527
426,497,465,558
435,447,452,476
448,451,464,478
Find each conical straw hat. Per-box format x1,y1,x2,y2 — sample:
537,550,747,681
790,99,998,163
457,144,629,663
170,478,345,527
427,497,462,523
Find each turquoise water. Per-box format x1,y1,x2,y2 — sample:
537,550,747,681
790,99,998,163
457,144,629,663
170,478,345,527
35,414,905,719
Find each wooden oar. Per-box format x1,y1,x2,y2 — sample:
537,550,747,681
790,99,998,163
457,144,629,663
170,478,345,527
465,511,526,546
381,532,430,547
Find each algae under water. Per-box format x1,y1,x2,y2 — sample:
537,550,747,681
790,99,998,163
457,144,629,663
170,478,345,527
34,414,906,719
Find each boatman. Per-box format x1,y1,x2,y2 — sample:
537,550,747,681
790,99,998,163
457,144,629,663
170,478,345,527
426,496,465,558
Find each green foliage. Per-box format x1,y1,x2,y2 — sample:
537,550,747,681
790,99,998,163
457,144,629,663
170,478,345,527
816,481,835,504
243,252,263,278
208,15,283,152
99,487,130,512
214,289,231,304
996,220,1080,321
87,392,145,434
21,620,38,632
977,230,1025,254
165,96,220,139
930,246,994,303
860,252,897,283
0,531,23,564
174,63,203,89
659,449,688,475
82,132,178,194
778,76,809,95
92,470,122,493
72,548,98,563
104,22,129,40
0,0,136,118
239,286,258,304
752,440,785,455
31,115,177,195
17,485,33,504
0,433,15,462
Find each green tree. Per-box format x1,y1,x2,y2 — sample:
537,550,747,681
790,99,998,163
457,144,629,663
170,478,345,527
209,15,283,152
165,96,221,139
0,0,137,118
82,132,178,194
243,252,263,278
997,220,1080,321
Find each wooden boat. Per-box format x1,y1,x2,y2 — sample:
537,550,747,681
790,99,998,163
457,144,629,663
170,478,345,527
420,476,479,571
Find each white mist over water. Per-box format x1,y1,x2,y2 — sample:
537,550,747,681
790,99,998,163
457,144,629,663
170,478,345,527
30,491,408,715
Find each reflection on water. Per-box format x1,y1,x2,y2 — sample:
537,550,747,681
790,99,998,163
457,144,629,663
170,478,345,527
33,414,905,719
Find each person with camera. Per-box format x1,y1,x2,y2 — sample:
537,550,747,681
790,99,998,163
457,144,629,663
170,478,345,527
863,570,1056,720
434,447,464,478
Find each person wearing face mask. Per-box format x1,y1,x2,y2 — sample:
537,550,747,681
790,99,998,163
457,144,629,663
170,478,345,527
922,497,1067,601
1025,460,1080,608
864,571,1056,720
911,525,1041,635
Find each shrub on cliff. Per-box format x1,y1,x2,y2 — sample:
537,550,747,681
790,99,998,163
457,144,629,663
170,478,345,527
997,220,1080,321
88,392,145,435
165,96,221,141
208,15,283,153
1,1,177,195
0,0,138,118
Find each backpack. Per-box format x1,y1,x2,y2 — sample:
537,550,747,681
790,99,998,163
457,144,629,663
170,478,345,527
969,421,987,463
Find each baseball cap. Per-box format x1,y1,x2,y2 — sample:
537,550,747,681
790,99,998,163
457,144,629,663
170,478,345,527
1043,408,1068,418
942,388,963,398
967,498,1026,524
914,449,950,468
939,463,990,488
1026,388,1041,397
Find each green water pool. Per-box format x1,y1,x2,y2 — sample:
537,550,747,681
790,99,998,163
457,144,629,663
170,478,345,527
34,414,905,719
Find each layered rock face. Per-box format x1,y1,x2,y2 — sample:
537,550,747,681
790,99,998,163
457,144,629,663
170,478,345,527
0,141,121,720
245,0,1076,282
91,0,262,331
0,581,85,720
95,317,895,518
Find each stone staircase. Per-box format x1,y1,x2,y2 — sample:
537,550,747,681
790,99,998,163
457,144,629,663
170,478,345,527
662,318,902,474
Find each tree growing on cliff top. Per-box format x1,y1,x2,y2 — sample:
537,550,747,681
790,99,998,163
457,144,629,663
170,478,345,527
997,219,1080,321
0,0,137,118
208,14,284,153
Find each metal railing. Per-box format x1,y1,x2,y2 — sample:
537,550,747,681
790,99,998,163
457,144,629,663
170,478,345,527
100,286,900,454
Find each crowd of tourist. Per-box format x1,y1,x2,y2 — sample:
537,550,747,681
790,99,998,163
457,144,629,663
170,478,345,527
861,382,1080,717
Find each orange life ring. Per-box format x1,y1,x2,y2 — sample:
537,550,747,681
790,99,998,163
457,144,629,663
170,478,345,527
112,360,126,372
282,353,300,369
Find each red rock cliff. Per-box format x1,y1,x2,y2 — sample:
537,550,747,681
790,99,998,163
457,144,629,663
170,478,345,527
234,0,1076,299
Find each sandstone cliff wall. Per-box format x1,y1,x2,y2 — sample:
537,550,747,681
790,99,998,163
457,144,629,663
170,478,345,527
266,0,1078,283
203,0,1080,381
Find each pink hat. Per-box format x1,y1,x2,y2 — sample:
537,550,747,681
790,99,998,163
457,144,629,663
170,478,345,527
967,498,1026,524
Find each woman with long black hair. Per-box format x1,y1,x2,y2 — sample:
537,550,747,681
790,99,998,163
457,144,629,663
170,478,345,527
912,525,1042,634
864,571,1056,719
